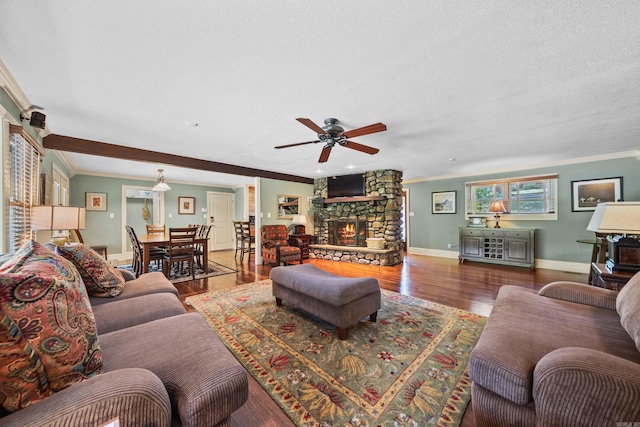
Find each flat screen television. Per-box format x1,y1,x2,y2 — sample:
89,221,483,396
327,174,365,198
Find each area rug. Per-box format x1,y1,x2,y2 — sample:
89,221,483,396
186,280,486,427
117,260,237,284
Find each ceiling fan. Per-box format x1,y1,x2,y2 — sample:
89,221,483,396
275,118,387,163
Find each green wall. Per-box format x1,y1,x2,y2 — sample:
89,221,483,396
70,174,234,255
259,178,314,228
405,156,640,264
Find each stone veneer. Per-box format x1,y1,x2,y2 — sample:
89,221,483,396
310,169,403,266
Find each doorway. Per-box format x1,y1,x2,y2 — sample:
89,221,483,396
121,185,165,256
207,192,234,251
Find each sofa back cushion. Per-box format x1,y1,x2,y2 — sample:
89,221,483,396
0,240,103,412
617,271,640,352
55,244,125,297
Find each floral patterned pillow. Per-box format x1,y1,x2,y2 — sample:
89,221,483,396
0,240,103,412
0,304,52,412
55,244,125,297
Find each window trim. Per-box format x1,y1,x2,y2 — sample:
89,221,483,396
465,173,558,221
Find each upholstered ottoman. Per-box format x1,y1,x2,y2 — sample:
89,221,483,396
270,264,381,340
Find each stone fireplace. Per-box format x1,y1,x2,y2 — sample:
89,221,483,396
328,220,367,247
309,169,403,266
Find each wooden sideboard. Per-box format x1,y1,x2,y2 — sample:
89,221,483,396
459,227,535,269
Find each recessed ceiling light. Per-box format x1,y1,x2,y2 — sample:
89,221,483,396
315,169,324,174
346,164,356,169
185,121,199,127
448,157,456,161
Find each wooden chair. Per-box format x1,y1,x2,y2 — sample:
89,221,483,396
125,226,165,277
194,224,212,268
162,227,197,280
240,221,255,262
260,224,302,266
146,224,165,234
233,221,244,258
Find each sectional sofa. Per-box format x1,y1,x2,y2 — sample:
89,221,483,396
0,240,247,427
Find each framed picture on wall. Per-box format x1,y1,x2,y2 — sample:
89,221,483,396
432,190,456,214
178,196,196,215
85,192,107,211
571,177,623,211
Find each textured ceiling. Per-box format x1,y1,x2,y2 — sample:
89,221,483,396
1,1,639,187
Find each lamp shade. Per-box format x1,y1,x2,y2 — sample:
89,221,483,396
489,201,507,213
291,214,307,225
586,202,640,234
32,206,86,231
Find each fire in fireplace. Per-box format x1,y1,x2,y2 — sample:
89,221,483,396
328,220,367,247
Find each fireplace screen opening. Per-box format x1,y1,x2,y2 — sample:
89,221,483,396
328,220,367,247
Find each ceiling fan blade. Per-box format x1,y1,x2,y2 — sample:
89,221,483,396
342,140,380,155
342,122,387,138
296,118,327,135
318,145,332,163
274,140,319,149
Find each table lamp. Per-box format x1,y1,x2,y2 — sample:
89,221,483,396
587,202,640,272
32,206,86,245
291,214,307,234
488,201,507,228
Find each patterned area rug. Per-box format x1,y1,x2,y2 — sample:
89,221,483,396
186,280,486,426
117,260,237,283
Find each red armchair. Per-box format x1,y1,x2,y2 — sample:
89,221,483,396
260,224,303,266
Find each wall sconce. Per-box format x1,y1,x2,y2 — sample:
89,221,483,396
489,201,507,228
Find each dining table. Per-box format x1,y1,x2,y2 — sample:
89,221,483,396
137,233,209,274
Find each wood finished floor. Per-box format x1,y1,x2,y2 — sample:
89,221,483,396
175,251,588,427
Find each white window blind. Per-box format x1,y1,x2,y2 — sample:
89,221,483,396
465,174,558,219
8,127,41,253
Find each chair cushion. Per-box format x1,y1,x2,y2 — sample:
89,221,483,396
55,244,125,298
617,271,640,352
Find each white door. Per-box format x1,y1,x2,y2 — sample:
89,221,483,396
207,192,234,251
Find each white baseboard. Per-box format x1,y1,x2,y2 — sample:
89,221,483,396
407,247,589,274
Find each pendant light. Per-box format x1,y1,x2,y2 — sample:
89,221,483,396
152,169,171,192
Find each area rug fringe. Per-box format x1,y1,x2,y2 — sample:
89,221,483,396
186,280,486,427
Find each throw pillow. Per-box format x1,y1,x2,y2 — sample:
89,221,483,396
55,244,125,297
0,272,103,397
0,305,52,412
617,271,640,352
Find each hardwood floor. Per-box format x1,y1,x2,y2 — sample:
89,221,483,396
176,251,588,427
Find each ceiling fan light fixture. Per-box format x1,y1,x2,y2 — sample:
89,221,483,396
152,169,171,192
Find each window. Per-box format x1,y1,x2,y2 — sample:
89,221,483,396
7,125,41,252
466,174,558,220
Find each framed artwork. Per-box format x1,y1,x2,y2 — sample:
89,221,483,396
571,177,623,212
178,196,196,215
85,192,107,211
432,190,457,214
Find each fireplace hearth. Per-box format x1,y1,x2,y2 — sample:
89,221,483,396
328,220,367,247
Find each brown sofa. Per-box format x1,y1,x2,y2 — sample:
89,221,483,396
1,261,248,427
469,272,640,426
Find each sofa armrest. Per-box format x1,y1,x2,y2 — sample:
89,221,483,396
538,281,618,310
533,347,640,426
0,368,171,427
117,268,136,281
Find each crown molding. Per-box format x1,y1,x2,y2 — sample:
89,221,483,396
0,59,30,113
402,150,640,184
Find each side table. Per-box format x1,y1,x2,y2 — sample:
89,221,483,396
591,262,635,291
290,234,312,259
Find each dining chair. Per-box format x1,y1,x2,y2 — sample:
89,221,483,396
240,221,255,262
146,224,165,234
69,229,108,260
193,224,212,268
126,225,165,277
233,221,244,259
162,227,198,280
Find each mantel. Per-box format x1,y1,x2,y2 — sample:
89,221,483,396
315,196,386,205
